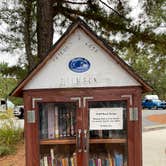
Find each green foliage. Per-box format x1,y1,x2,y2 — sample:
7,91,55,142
0,109,14,120
0,62,25,105
0,0,165,98
0,74,17,99
0,145,14,156
0,119,24,156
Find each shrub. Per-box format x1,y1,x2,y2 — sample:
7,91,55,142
0,109,14,120
0,145,15,156
0,119,24,156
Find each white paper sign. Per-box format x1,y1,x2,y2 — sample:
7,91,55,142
89,108,123,130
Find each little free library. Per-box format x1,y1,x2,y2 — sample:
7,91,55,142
11,19,152,166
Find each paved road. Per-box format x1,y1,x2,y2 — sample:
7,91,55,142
143,129,166,166
142,109,166,128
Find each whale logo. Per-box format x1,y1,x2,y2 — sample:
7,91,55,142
69,57,91,73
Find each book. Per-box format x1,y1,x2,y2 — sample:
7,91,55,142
73,153,77,166
40,104,48,139
70,108,75,136
43,156,48,166
59,107,63,137
54,106,59,138
50,148,55,166
47,156,52,166
62,107,67,137
66,110,70,137
40,158,44,166
48,104,55,139
114,151,123,166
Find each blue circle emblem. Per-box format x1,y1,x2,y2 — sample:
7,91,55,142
69,57,90,73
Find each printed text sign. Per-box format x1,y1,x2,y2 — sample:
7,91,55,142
89,108,123,130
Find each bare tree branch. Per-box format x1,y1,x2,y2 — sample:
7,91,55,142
63,0,88,5
99,0,129,21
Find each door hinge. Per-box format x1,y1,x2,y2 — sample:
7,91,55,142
27,110,36,123
129,107,138,121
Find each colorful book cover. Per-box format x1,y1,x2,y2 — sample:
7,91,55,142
48,104,55,139
47,156,52,166
98,158,102,166
114,152,123,166
108,153,113,166
54,106,59,138
89,159,93,166
62,158,65,166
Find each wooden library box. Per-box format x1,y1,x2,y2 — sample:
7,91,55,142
11,19,152,166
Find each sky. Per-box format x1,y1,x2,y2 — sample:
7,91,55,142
0,0,141,66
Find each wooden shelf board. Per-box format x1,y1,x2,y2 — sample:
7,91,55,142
40,138,126,145
40,138,76,145
89,138,127,144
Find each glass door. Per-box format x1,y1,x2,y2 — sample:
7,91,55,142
86,100,128,166
38,101,81,166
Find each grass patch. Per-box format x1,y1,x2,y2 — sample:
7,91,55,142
0,109,14,120
0,118,24,156
0,145,15,156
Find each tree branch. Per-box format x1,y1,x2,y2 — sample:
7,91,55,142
63,0,88,5
99,0,129,21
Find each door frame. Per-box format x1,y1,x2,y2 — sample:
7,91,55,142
23,87,142,166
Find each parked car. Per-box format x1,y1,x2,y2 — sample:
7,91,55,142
142,95,166,109
0,98,15,112
13,105,24,119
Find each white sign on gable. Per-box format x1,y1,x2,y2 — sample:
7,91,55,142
24,28,140,90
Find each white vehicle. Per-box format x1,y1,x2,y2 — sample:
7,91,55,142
144,95,159,100
0,99,15,112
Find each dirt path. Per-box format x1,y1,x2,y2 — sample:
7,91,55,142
0,142,25,166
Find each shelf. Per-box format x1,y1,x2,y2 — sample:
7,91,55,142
40,138,126,145
40,138,76,145
89,138,127,144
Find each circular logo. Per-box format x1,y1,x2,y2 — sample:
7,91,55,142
69,57,91,73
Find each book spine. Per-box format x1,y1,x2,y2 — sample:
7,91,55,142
54,106,59,138
114,152,123,166
50,148,54,166
41,104,48,139
66,109,70,137
59,107,63,137
70,109,75,136
47,156,52,166
98,158,102,166
98,130,103,138
70,157,74,166
62,107,67,137
40,158,44,166
48,104,55,139
73,153,77,166
43,156,48,166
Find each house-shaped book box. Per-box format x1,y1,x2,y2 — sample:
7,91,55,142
11,19,152,166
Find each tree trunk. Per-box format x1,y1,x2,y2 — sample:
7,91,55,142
37,0,54,59
24,0,35,71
